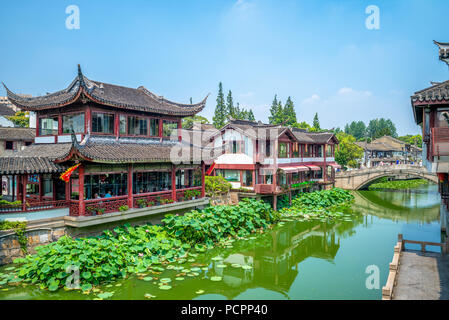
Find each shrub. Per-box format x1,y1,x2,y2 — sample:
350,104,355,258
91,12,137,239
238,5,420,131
205,176,231,197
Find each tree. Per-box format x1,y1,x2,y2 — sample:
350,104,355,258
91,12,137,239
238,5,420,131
182,115,210,129
268,95,283,124
7,111,29,128
283,96,297,126
398,134,423,148
212,82,227,129
293,121,311,131
344,121,366,141
226,90,236,119
367,118,398,139
335,132,364,169
312,113,321,131
247,109,255,121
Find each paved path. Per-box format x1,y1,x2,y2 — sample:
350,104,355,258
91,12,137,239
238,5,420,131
394,250,449,300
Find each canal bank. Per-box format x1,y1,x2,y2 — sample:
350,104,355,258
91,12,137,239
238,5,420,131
0,184,442,300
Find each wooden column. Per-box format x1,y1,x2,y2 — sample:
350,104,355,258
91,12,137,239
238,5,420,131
11,176,15,202
273,138,278,193
201,162,206,198
39,174,43,202
159,119,163,138
22,174,27,212
323,144,327,182
273,195,277,211
178,118,182,141
78,165,85,216
171,165,177,202
127,164,133,208
65,177,70,202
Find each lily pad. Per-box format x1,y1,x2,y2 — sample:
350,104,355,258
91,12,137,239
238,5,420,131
216,264,227,268
144,293,156,299
231,264,241,268
143,276,153,281
97,292,114,299
242,265,253,270
81,283,92,292
196,290,205,294
210,276,222,282
175,277,185,281
159,285,172,290
160,278,172,283
211,256,223,261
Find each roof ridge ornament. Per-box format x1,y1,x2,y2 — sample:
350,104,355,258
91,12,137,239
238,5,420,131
434,40,449,67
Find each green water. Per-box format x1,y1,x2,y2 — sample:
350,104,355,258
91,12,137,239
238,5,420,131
0,184,442,300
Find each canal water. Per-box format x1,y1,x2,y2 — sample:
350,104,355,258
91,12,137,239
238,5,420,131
0,184,442,300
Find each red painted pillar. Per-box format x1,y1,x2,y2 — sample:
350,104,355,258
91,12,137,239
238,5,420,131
171,165,177,202
114,112,120,138
159,119,163,137
65,178,70,202
128,164,133,208
201,162,206,198
78,164,85,216
22,174,27,211
323,144,327,182
39,174,43,202
178,118,182,141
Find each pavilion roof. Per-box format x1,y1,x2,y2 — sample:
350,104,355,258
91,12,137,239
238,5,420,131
0,127,35,141
411,79,449,106
3,65,208,117
0,157,67,175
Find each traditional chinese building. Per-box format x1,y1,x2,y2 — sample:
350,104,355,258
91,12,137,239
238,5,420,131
411,41,449,232
208,119,340,209
0,66,214,217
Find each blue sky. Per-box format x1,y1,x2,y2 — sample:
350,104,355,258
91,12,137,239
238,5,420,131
1,0,449,135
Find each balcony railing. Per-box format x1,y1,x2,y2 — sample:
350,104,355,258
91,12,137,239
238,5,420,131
431,127,449,158
0,200,69,214
254,184,275,194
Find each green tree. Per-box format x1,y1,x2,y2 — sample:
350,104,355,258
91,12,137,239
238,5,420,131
283,96,297,126
344,121,366,141
335,132,364,169
213,82,227,129
292,121,311,131
312,113,321,131
367,118,398,139
182,115,210,129
268,95,283,124
247,109,256,121
226,90,235,119
398,134,423,148
7,111,29,128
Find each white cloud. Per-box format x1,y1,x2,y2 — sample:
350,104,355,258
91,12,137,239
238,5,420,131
338,87,371,96
301,94,321,104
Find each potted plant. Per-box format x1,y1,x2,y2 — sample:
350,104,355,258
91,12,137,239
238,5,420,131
118,205,129,212
155,196,162,206
147,201,155,207
97,207,105,216
87,206,97,216
137,199,147,208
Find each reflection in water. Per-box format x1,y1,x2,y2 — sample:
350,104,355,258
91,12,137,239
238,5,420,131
0,184,442,300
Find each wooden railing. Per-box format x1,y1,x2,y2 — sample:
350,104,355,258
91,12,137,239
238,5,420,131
0,200,69,214
255,184,275,194
431,127,449,158
175,187,202,202
84,195,128,216
133,191,172,207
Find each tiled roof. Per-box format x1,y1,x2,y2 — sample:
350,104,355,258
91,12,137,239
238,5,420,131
0,157,66,175
0,127,35,141
0,103,15,116
411,79,449,105
4,65,208,117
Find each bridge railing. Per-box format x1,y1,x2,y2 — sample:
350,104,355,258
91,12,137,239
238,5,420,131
335,164,425,176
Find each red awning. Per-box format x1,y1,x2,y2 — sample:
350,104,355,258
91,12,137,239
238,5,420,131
305,165,321,171
280,166,310,173
328,163,341,169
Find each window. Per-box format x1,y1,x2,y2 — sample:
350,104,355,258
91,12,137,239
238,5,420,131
92,113,114,134
134,171,171,194
243,170,253,187
216,170,240,182
265,140,271,157
175,168,201,189
119,115,126,134
326,145,333,157
292,143,300,158
128,116,148,136
63,113,85,134
5,141,14,150
42,174,53,198
150,118,160,136
25,142,32,146
232,141,238,154
315,145,323,157
84,173,128,200
278,142,288,158
303,145,312,157
163,120,178,138
39,116,58,136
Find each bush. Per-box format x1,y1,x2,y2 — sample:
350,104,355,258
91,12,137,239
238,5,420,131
205,176,231,197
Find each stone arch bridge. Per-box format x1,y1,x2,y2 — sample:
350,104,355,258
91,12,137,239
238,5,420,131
334,165,438,190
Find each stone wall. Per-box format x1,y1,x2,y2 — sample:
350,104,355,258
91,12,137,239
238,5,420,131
209,192,232,206
0,227,66,265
